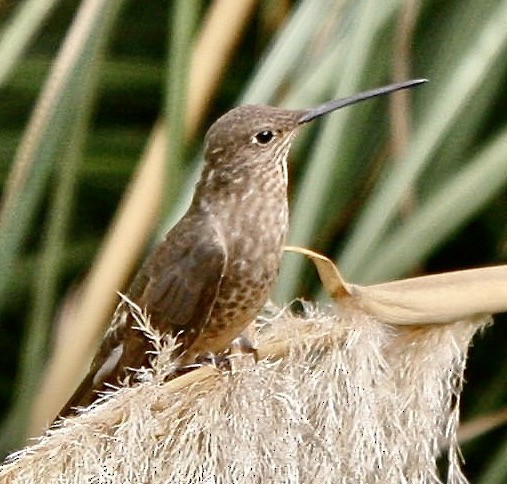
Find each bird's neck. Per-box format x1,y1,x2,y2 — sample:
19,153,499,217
192,161,288,212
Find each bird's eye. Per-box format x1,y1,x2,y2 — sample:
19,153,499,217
253,130,275,145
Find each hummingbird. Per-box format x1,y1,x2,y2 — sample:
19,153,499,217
58,78,426,418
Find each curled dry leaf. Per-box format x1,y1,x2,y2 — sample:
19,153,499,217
284,246,507,324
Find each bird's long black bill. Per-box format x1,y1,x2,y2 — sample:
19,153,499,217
298,78,428,124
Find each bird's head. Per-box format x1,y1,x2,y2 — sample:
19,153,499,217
202,79,427,182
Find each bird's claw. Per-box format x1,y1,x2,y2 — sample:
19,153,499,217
193,337,259,372
228,335,259,362
194,351,235,371
173,336,259,377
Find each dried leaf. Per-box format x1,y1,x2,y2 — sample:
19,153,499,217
284,246,507,324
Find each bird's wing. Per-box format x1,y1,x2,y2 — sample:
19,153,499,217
138,214,227,336
57,213,227,418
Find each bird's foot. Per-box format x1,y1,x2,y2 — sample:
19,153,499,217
169,352,232,378
195,351,240,372
228,335,258,362
224,336,258,373
194,351,221,367
192,338,259,373
173,336,259,376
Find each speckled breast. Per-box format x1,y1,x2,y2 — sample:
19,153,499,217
187,177,289,357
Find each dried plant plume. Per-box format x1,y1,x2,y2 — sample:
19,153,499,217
0,301,489,483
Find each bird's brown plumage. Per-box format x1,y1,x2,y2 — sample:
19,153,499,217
58,106,300,418
57,79,427,420
59,212,228,416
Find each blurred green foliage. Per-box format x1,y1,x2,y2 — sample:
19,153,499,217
0,0,505,479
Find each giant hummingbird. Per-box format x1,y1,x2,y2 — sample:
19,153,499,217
58,79,426,419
